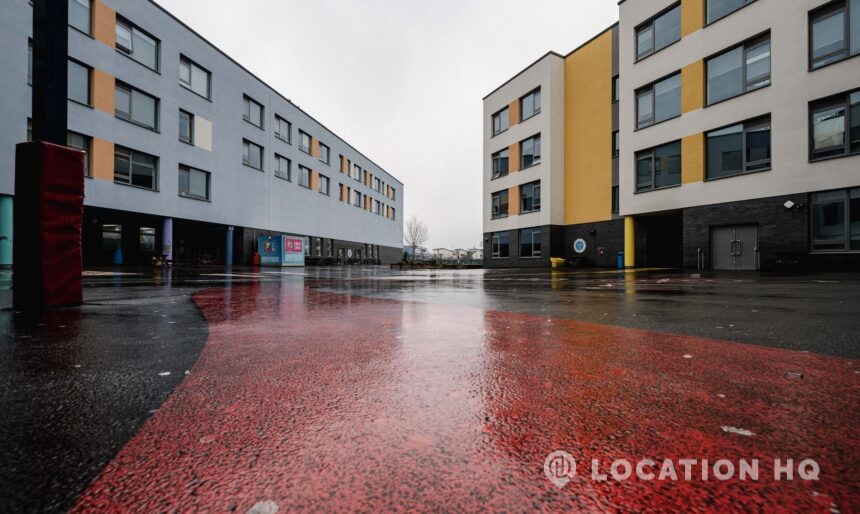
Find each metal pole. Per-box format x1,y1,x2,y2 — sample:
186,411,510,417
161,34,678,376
31,0,69,145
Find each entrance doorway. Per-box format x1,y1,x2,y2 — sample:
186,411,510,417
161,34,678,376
711,224,758,270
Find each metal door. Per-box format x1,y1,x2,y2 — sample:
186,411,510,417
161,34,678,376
711,225,758,270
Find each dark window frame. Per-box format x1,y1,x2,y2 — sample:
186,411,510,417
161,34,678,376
491,189,510,219
318,174,330,196
491,106,509,137
809,0,860,70
612,75,620,103
115,80,159,131
520,180,541,214
706,0,757,25
635,2,682,61
519,227,542,258
114,145,158,191
705,31,771,107
809,88,860,161
635,140,682,193
274,115,292,143
319,142,331,165
114,15,160,72
178,109,193,145
243,94,264,129
520,134,542,169
179,55,211,100
635,71,682,130
66,131,92,178
67,58,92,107
613,130,620,157
810,187,860,252
68,0,92,36
491,231,510,259
274,153,292,181
178,164,211,202
611,185,620,214
520,87,541,122
299,165,312,189
491,147,509,180
705,114,772,180
242,139,264,170
299,130,312,154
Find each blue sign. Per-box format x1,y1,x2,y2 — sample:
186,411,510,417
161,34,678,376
574,238,587,254
258,235,306,267
258,236,283,266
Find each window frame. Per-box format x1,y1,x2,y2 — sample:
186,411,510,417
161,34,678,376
319,142,330,165
705,31,771,107
114,145,158,191
520,87,541,122
635,2,682,61
243,95,264,129
613,130,620,158
705,115,772,180
66,131,92,178
520,180,541,214
612,75,620,103
491,148,509,180
68,0,92,35
491,189,510,219
178,109,193,145
611,185,620,214
810,187,860,252
809,88,860,161
491,231,510,259
298,165,312,189
519,134,542,169
114,81,159,131
706,0,757,25
178,164,211,202
274,115,292,143
491,106,510,137
242,139,264,170
275,154,292,181
67,58,91,107
635,71,682,129
179,55,211,100
114,16,160,72
299,130,312,154
519,227,542,258
318,174,330,195
635,140,682,193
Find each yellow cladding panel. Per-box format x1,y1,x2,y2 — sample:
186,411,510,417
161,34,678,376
682,133,705,183
508,143,520,172
564,29,614,225
681,60,705,113
508,186,520,216
93,0,116,47
92,69,115,114
311,170,320,191
91,138,114,181
311,138,320,158
508,100,520,128
681,0,704,37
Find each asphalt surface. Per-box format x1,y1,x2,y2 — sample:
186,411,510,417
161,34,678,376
0,266,858,512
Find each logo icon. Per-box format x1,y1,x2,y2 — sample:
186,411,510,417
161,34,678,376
573,238,587,254
544,451,576,488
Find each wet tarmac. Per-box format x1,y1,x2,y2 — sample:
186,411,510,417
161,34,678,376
1,266,859,512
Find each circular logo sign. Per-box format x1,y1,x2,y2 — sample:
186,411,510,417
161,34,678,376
573,239,587,254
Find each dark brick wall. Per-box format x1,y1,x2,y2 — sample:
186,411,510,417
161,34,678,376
483,225,562,268
562,219,626,268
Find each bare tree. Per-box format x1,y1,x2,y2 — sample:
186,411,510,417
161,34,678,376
404,216,429,264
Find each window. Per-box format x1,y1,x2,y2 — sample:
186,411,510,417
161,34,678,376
374,199,382,215
636,3,681,60
612,186,620,214
179,110,193,144
520,134,541,168
810,0,860,69
810,89,860,159
491,232,510,258
520,88,541,121
319,142,330,164
275,154,291,181
706,116,771,179
636,72,681,129
706,34,770,105
612,75,620,103
67,132,91,177
520,227,542,258
242,139,263,170
318,174,330,195
811,188,860,251
350,188,362,207
492,148,509,179
69,0,91,35
390,187,396,201
491,190,509,219
707,0,756,24
351,162,362,181
390,207,396,220
275,115,291,143
299,130,312,154
299,165,311,188
635,141,681,192
114,146,157,190
520,181,541,213
492,107,509,136
102,224,122,251
139,227,156,253
68,59,90,105
613,131,620,157
243,95,264,128
115,18,159,71
326,239,333,257
178,165,210,201
179,56,210,99
115,82,158,130
28,39,32,85
373,177,382,192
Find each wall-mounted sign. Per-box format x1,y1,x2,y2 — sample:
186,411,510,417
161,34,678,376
573,238,587,254
258,235,305,267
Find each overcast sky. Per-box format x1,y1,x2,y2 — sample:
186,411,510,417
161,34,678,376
156,0,618,250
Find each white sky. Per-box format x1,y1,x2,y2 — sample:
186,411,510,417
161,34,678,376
155,0,618,250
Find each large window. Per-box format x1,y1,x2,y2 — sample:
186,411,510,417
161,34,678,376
635,141,681,192
115,18,159,71
68,59,90,106
67,132,91,177
612,186,620,214
810,89,860,160
520,88,541,121
242,139,263,170
707,0,756,24
350,188,362,207
491,148,509,179
243,95,264,128
299,165,312,189
491,190,509,219
520,181,541,213
114,146,157,190
115,82,158,130
178,165,210,201
275,115,291,143
520,227,542,258
351,162,362,181
319,174,330,195
319,142,330,164
102,224,122,251
492,107,509,136
810,0,860,69
69,0,91,34
179,56,211,99
299,130,312,154
179,110,193,144
636,3,681,60
275,154,291,181
613,131,620,157
612,76,620,103
706,116,771,179
706,33,770,105
491,232,510,258
636,73,681,129
139,227,156,253
520,134,541,169
811,188,860,251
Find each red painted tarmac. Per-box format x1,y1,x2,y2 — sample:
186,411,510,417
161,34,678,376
72,283,859,512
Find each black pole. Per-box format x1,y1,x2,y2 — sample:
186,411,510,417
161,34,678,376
31,0,69,145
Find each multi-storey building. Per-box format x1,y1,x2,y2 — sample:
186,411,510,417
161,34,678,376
0,0,404,267
484,0,860,270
